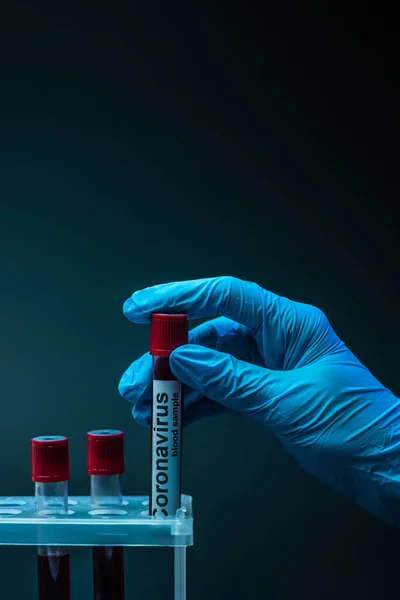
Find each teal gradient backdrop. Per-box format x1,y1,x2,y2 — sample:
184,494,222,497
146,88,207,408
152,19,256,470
0,2,399,598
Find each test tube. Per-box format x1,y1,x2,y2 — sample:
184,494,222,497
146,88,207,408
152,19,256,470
149,314,188,517
87,429,125,600
31,435,71,600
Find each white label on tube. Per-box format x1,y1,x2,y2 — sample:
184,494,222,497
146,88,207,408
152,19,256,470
151,380,182,518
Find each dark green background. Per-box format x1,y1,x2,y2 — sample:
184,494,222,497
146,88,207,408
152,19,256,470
0,2,399,598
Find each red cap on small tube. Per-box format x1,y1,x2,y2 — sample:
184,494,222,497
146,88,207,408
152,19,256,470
150,314,188,357
31,436,70,483
87,430,125,476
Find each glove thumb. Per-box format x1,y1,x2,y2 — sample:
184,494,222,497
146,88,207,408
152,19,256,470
170,344,284,417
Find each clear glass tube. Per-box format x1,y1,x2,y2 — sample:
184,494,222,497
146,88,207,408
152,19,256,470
35,481,70,600
90,475,122,507
91,475,125,599
35,481,68,514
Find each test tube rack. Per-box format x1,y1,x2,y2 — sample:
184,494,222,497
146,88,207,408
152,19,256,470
0,494,193,599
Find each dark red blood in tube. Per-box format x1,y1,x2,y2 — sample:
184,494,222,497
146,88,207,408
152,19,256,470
92,546,125,600
37,552,70,600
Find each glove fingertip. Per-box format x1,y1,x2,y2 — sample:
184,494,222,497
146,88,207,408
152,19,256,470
123,296,151,323
169,344,202,378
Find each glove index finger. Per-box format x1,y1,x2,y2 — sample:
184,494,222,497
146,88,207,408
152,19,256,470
169,344,283,414
123,276,269,328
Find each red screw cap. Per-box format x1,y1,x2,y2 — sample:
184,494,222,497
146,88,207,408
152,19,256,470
87,430,124,476
150,313,188,357
31,436,70,483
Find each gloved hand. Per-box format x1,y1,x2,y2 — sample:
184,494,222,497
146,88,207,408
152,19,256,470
119,276,400,526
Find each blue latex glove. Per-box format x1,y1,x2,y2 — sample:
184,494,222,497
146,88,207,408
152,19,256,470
119,276,400,526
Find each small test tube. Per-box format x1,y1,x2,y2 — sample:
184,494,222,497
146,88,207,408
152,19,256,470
87,429,125,600
149,314,188,517
31,435,71,600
